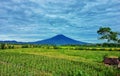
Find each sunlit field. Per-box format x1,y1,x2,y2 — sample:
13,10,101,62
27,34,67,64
0,47,120,76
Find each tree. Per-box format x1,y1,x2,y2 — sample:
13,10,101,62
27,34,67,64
117,32,120,43
97,27,118,43
1,43,6,49
109,31,118,43
97,27,111,42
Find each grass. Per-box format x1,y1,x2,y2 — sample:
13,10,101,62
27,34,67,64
0,48,120,76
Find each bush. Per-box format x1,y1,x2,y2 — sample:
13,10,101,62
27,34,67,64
0,43,6,49
8,45,14,49
22,45,29,48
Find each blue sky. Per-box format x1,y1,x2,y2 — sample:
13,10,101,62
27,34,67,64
0,0,120,43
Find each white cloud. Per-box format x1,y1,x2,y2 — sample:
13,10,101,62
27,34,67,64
0,0,120,43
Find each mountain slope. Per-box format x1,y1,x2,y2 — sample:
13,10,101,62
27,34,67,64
32,34,87,45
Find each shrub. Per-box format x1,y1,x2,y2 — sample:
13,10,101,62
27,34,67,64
22,45,29,48
0,43,6,49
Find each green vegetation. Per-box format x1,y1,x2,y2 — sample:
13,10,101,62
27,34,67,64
97,27,120,43
0,43,120,51
0,26,120,76
0,43,6,49
0,43,14,49
0,48,120,76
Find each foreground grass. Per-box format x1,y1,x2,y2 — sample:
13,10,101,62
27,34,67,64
0,48,120,76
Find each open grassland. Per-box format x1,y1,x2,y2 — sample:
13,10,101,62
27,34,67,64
0,48,120,76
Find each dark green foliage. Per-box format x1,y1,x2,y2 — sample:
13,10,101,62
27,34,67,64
118,39,120,43
118,57,120,61
97,27,111,35
0,44,15,49
109,31,118,42
8,45,14,49
0,43,6,49
101,43,120,48
22,44,29,48
97,27,119,43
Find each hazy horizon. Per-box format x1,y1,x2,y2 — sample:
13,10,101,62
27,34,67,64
0,0,120,43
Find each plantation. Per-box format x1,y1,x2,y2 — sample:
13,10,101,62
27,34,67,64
0,48,120,76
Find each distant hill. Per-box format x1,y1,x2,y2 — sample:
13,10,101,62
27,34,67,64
0,34,87,45
31,34,87,45
0,41,24,44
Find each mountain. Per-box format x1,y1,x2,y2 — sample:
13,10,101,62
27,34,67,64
0,34,87,45
0,40,24,44
31,34,87,45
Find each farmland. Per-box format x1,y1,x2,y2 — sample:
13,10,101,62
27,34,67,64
0,47,120,76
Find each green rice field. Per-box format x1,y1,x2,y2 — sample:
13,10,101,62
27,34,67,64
0,48,120,76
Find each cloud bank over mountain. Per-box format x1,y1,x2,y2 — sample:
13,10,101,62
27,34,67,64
0,0,120,43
